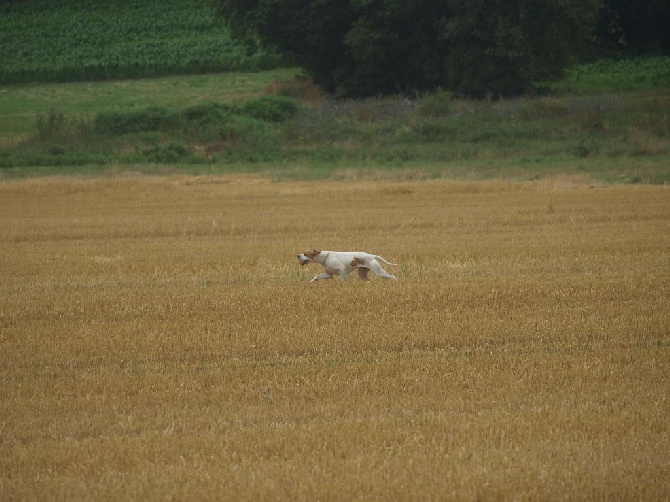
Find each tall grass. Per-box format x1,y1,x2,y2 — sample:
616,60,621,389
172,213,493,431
1,176,668,499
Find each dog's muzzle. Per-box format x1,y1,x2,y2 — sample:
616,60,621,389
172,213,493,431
297,254,310,266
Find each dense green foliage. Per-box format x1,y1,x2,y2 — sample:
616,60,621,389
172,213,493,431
0,0,282,84
596,0,670,53
440,0,601,97
216,0,602,98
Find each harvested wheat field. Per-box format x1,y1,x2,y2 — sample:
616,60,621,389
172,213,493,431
1,174,669,500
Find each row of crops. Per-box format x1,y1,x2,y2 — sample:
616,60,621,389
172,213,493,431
0,0,284,84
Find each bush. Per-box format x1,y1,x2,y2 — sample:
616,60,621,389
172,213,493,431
94,108,180,134
419,91,454,118
93,98,298,138
141,142,196,163
240,96,299,122
182,103,235,125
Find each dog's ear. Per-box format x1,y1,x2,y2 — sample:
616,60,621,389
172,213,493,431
312,249,321,255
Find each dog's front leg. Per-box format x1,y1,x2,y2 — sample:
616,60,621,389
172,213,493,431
310,272,333,283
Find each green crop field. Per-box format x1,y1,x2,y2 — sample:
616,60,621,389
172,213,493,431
0,0,281,85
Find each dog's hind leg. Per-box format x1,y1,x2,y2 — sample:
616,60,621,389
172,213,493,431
357,267,370,281
368,260,397,280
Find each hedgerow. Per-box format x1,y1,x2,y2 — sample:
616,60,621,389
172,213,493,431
93,96,297,134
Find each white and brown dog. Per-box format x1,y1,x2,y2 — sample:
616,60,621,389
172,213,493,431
297,249,398,283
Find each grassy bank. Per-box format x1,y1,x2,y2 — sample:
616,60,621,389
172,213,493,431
0,58,669,182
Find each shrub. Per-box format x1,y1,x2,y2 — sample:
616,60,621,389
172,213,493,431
94,108,180,134
240,96,299,122
141,142,196,163
182,103,235,125
419,91,454,118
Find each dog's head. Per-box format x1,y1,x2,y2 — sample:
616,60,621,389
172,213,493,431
297,249,321,266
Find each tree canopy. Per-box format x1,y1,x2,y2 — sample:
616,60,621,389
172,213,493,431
215,0,644,98
595,0,670,54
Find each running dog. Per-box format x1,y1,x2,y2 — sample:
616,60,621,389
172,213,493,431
297,249,398,283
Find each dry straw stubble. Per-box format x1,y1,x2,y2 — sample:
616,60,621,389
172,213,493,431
1,175,669,500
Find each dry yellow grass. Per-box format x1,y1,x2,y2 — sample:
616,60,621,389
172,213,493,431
1,174,669,500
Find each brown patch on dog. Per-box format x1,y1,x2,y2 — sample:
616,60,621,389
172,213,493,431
351,257,370,281
350,257,365,267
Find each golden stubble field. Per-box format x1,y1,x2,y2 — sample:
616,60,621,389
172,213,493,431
1,174,669,500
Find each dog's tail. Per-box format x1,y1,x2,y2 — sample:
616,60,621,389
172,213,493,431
375,255,399,266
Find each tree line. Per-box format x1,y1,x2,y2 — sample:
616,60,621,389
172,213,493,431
215,0,670,98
